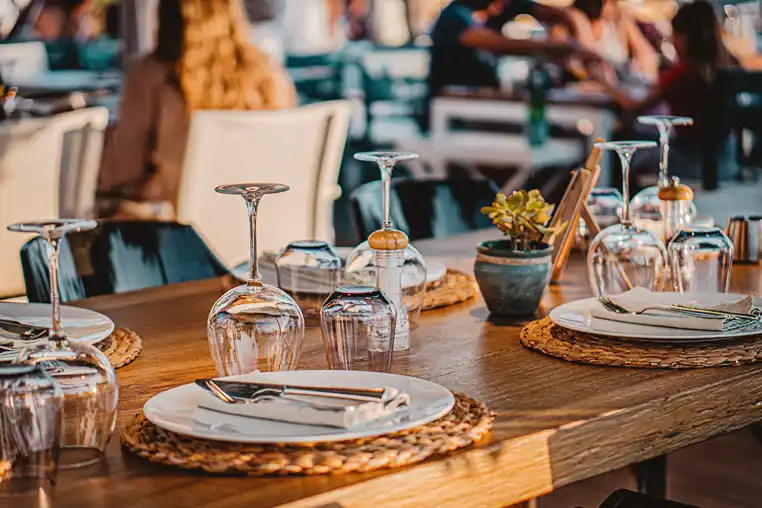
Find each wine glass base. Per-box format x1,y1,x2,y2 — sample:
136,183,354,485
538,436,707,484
58,446,105,470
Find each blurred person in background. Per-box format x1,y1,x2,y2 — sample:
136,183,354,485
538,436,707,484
100,0,296,219
282,0,349,60
428,0,602,99
242,0,285,62
556,0,659,83
597,0,738,183
13,0,83,68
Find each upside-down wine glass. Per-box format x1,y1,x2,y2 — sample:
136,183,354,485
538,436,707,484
7,219,118,470
207,184,305,375
344,152,427,331
587,142,667,296
631,115,695,240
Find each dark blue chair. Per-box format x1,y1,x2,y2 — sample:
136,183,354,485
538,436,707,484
20,221,228,303
350,177,499,242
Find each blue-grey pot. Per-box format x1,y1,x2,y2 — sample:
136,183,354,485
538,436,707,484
474,239,552,317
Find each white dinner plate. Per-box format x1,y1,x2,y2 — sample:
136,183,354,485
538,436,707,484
143,370,455,444
0,303,114,360
232,256,448,289
549,292,762,343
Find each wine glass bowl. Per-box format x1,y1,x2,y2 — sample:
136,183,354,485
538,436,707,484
207,283,305,374
207,183,305,376
7,219,118,470
587,141,667,296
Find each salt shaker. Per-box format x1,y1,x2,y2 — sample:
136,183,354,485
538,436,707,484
659,177,694,244
369,228,410,351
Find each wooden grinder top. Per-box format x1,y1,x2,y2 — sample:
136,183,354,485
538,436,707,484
368,229,409,251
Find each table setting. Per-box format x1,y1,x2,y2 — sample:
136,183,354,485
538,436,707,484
0,152,492,497
1,134,762,505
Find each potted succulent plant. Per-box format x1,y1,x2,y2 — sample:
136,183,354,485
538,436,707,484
476,189,563,316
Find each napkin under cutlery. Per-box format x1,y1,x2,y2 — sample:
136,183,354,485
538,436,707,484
194,386,410,429
590,287,760,331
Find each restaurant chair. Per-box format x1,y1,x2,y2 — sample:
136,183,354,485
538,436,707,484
57,107,110,218
599,489,701,508
357,47,429,143
350,177,498,241
0,41,48,81
0,108,108,298
176,100,351,268
712,69,762,189
20,221,228,304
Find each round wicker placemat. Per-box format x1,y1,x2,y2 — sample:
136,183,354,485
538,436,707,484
521,317,762,369
97,328,142,369
422,269,478,311
121,393,493,475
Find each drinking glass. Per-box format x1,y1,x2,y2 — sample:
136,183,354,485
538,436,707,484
320,286,396,372
344,152,427,327
631,115,695,238
7,219,118,470
275,240,341,320
588,142,667,296
208,184,305,375
669,227,734,293
0,364,62,496
577,187,623,248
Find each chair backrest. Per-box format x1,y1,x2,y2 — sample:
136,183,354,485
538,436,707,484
350,178,498,241
176,100,351,268
20,221,228,303
715,69,762,133
0,116,63,297
55,107,110,218
0,42,48,81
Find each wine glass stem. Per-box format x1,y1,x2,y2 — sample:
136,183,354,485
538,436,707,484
47,237,64,340
618,150,635,227
379,161,394,230
658,125,670,186
245,193,263,284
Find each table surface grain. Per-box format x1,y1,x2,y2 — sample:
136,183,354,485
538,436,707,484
43,230,762,508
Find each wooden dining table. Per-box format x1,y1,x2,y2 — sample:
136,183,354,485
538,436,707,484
49,229,762,508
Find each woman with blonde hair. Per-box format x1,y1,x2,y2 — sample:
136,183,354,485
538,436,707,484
100,0,295,218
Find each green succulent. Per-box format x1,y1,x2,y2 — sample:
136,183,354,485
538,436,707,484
481,189,565,251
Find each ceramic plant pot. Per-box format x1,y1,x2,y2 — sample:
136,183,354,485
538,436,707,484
474,239,552,316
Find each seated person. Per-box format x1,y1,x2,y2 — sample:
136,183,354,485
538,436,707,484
597,0,738,182
557,0,659,83
427,0,602,99
99,0,296,219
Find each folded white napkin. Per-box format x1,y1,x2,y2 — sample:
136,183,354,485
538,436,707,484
590,287,760,331
194,387,410,429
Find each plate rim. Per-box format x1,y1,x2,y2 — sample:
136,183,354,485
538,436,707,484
0,302,114,359
143,370,456,444
549,293,761,343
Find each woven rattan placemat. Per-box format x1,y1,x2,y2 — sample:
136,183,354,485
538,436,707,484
521,317,762,369
422,269,478,311
97,328,142,369
121,393,493,475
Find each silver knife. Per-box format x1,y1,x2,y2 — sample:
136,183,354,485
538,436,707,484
195,379,390,403
0,319,49,340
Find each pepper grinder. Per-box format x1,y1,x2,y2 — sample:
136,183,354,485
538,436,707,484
659,176,694,245
369,228,409,351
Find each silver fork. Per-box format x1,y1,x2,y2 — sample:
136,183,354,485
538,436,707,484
202,379,344,410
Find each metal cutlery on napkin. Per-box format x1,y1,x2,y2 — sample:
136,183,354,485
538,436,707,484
0,319,49,341
195,379,392,405
597,296,761,332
